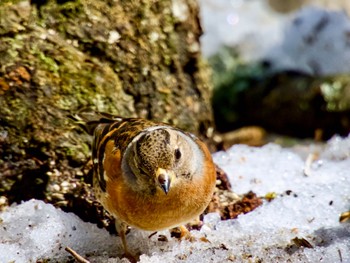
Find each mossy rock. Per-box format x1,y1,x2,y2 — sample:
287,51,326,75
0,0,214,227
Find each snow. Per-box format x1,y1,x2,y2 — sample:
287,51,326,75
199,0,350,75
0,199,120,262
1,135,350,262
265,7,350,75
199,0,286,61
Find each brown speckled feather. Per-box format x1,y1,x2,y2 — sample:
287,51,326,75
73,113,164,192
93,118,159,191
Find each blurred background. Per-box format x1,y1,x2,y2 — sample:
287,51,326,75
199,0,350,147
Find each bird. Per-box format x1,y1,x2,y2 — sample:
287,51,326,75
70,112,216,260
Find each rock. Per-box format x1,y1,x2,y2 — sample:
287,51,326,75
0,0,214,228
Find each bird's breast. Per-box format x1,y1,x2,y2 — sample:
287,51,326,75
103,177,214,231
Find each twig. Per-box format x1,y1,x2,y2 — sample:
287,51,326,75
65,246,90,263
303,152,319,176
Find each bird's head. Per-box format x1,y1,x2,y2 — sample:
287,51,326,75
125,127,202,195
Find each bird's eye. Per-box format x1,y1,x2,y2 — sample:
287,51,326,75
174,148,181,160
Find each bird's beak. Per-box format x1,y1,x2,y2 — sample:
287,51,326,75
156,168,174,195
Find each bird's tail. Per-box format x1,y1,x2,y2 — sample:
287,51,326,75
68,110,123,135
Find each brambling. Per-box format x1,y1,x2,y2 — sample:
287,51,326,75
71,112,216,260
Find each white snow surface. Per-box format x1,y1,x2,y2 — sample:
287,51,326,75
200,0,350,75
1,135,350,262
199,0,286,60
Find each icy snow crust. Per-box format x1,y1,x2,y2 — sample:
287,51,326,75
0,136,350,262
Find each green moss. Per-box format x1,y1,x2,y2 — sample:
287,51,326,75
0,0,24,6
320,77,350,112
36,51,60,74
2,36,25,59
64,141,89,158
58,0,83,18
37,0,85,35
